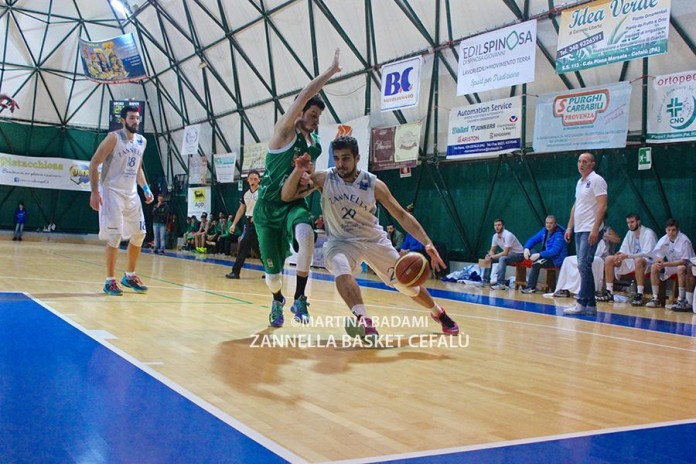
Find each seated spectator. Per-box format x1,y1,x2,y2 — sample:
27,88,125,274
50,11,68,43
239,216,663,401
553,224,620,297
314,214,325,231
194,213,209,252
481,218,525,290
386,223,404,250
598,213,657,305
205,218,220,253
399,232,425,255
645,218,694,310
520,215,568,294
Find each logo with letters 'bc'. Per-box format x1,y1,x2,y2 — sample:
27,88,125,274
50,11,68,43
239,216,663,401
384,67,414,96
553,89,609,126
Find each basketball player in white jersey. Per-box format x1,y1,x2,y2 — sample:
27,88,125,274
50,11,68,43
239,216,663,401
89,105,154,296
281,136,459,337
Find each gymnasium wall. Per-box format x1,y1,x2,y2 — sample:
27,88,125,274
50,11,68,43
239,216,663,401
2,117,693,265
0,122,164,234
376,145,696,262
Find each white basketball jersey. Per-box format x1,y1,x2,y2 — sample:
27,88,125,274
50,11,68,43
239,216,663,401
100,129,147,195
321,168,386,242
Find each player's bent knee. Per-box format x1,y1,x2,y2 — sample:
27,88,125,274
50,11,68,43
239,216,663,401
394,283,419,297
327,253,352,276
106,233,122,248
265,273,282,293
130,230,146,247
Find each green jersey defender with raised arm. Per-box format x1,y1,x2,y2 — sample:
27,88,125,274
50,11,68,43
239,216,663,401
253,48,341,328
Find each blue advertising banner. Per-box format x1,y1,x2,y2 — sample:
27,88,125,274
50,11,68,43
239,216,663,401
446,97,522,160
79,33,147,84
533,82,632,153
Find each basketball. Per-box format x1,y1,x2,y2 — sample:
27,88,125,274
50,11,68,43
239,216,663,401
394,252,430,287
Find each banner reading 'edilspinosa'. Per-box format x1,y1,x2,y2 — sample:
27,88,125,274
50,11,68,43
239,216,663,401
648,70,696,143
556,0,671,74
533,82,632,153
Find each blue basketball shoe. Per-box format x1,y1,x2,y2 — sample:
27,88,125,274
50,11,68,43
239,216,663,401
290,296,310,324
103,279,123,296
268,297,285,327
121,274,148,293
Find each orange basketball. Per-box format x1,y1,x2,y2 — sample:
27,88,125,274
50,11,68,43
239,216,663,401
394,252,430,287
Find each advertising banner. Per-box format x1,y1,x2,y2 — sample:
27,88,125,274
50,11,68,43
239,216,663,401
370,122,421,171
241,141,268,176
188,154,209,185
556,0,671,73
647,70,696,143
533,82,632,153
213,153,237,183
79,33,147,83
0,153,94,192
446,97,522,159
381,56,422,112
180,125,200,156
187,186,211,218
457,20,537,95
109,100,146,134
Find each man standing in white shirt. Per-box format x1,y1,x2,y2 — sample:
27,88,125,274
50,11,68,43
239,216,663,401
563,153,608,316
598,213,657,306
645,218,694,310
482,219,525,290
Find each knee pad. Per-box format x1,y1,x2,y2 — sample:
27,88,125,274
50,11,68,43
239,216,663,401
106,233,122,248
394,283,420,297
327,253,353,277
265,273,282,293
129,230,146,247
294,223,314,273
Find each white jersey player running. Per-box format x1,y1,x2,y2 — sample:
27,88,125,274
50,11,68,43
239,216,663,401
89,105,154,296
281,135,459,338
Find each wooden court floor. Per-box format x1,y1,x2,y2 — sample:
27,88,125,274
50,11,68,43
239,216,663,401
2,239,696,462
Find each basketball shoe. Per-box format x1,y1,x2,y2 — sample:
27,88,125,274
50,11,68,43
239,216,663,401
431,307,459,335
268,297,285,327
291,296,310,324
121,274,148,293
103,279,123,296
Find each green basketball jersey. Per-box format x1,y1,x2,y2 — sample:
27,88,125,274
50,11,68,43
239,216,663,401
258,131,322,204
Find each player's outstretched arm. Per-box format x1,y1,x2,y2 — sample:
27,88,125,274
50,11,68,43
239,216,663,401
269,49,341,150
375,180,446,271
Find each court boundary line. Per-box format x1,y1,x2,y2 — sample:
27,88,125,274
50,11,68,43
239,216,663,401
20,292,308,464
325,417,696,464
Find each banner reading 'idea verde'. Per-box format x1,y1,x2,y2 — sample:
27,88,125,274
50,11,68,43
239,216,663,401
556,0,671,74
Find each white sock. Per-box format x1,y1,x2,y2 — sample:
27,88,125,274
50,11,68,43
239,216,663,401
686,292,693,305
126,271,135,277
652,285,659,297
351,304,367,318
429,304,443,317
679,287,685,300
637,285,644,294
106,277,115,282
606,283,613,292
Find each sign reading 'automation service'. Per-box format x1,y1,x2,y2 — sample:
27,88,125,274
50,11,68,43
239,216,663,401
447,97,522,160
556,0,671,73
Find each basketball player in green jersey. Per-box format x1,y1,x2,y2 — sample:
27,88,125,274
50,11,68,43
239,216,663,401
253,48,341,327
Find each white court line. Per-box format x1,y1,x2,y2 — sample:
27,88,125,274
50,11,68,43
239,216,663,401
325,417,696,464
24,292,309,464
